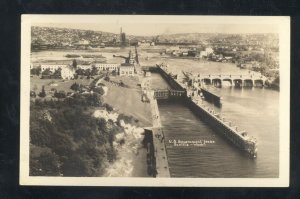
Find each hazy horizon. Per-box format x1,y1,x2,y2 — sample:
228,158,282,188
33,23,278,36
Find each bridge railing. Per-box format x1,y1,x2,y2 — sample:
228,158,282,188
153,88,186,99
195,74,266,80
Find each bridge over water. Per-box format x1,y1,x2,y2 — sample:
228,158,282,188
153,89,186,100
192,74,267,87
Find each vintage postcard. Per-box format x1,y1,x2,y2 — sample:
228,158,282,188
20,15,290,186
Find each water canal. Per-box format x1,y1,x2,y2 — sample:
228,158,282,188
150,72,279,178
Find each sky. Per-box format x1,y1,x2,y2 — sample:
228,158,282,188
35,23,278,36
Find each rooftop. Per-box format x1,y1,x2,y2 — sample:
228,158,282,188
120,63,134,67
39,60,71,65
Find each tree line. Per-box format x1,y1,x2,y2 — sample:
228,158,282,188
30,92,125,176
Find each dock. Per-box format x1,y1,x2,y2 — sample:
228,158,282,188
182,69,222,106
151,127,170,177
200,87,222,106
148,90,170,177
187,97,257,157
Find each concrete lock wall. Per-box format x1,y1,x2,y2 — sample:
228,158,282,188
186,98,255,156
151,66,257,158
143,129,157,177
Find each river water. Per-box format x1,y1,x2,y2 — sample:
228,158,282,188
151,72,279,178
31,48,279,178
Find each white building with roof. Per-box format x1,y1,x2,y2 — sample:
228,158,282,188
77,39,90,45
61,66,75,79
119,64,135,76
199,51,207,58
77,64,92,70
41,64,69,73
205,47,214,55
40,62,75,79
94,63,119,71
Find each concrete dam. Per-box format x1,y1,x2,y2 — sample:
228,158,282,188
194,74,267,88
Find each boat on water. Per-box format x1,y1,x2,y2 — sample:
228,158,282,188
187,97,258,158
65,54,81,58
81,54,106,59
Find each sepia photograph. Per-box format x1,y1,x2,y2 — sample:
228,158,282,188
20,15,290,186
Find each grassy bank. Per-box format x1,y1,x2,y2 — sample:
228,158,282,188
101,75,151,177
30,75,93,93
103,76,152,127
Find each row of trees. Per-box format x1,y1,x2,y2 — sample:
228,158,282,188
33,86,70,99
30,66,41,76
41,68,62,77
31,67,62,77
75,66,98,77
32,77,105,100
34,92,103,107
70,82,105,95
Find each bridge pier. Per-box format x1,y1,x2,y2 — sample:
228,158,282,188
254,79,264,87
212,79,222,88
203,78,212,85
197,74,266,88
233,79,243,88
222,79,233,87
243,79,254,87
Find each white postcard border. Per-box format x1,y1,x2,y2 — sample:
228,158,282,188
20,15,290,187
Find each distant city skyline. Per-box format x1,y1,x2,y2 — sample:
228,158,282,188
34,23,278,36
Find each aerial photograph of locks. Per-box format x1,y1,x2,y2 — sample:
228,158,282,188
28,21,280,178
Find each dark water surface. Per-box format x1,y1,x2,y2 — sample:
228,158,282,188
152,73,279,178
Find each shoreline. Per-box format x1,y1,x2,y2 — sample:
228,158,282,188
102,122,148,177
100,75,152,177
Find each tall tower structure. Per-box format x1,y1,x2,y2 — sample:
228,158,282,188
120,27,122,42
120,27,126,47
128,50,135,65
